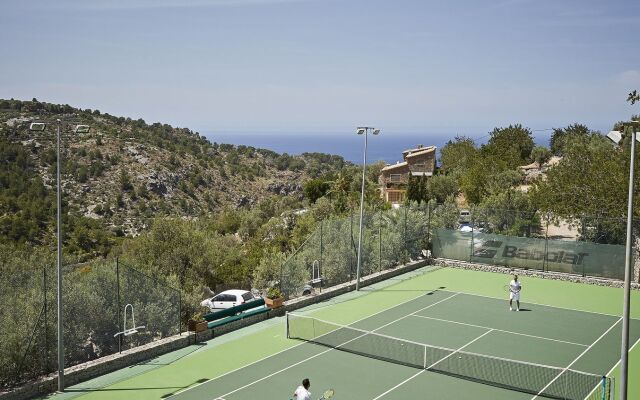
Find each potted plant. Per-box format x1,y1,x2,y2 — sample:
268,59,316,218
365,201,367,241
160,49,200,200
264,287,284,309
187,312,208,333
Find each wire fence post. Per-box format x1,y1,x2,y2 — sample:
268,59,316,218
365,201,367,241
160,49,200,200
470,207,475,262
378,212,382,271
319,220,323,293
349,212,354,281
178,290,182,336
543,214,549,273
427,202,431,249
116,258,121,354
43,266,48,373
403,205,408,262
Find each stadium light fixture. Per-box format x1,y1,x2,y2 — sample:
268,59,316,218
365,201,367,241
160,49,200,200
354,127,381,291
28,119,91,393
30,122,46,131
607,130,623,144
607,127,640,145
74,124,90,134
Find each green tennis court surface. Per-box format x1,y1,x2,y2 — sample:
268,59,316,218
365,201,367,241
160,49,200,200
169,290,638,400
42,267,640,400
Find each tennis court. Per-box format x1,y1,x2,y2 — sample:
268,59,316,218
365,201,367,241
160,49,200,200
167,288,640,400
41,267,640,400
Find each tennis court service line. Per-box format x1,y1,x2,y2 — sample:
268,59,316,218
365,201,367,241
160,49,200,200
410,314,589,347
530,317,622,400
451,289,622,319
210,293,460,400
168,290,456,400
371,329,496,400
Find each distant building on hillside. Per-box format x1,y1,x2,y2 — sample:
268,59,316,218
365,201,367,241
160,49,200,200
378,144,437,204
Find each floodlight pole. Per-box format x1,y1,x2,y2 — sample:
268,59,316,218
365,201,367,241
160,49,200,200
55,119,65,392
31,120,90,392
620,122,640,400
355,127,379,291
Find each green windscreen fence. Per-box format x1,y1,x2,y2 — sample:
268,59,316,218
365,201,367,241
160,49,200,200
432,228,627,280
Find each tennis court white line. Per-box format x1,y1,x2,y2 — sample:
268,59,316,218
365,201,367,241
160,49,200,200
410,314,589,347
583,334,640,399
166,288,449,399
210,293,460,400
530,317,622,400
370,329,495,400
449,289,623,319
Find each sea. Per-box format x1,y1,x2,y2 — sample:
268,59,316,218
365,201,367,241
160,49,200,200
202,132,459,164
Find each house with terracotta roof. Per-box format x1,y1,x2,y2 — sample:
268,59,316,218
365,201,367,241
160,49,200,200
378,144,436,204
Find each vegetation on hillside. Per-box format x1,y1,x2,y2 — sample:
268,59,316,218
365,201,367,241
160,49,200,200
0,98,348,259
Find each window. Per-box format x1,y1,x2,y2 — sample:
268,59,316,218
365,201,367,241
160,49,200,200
242,292,254,301
390,174,403,182
215,294,235,302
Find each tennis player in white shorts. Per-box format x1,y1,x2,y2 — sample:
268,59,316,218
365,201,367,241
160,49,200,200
509,275,522,311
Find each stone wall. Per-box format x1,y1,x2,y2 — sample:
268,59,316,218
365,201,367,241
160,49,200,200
1,259,429,400
435,258,640,290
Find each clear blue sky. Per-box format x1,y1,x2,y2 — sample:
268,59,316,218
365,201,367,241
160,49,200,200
1,0,639,137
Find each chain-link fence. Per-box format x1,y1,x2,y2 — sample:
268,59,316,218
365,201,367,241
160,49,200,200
276,205,431,300
1,266,54,389
0,259,181,390
275,203,637,302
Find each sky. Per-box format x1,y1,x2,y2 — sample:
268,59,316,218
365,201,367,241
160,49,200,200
1,0,640,140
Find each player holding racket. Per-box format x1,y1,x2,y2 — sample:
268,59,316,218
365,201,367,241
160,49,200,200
507,274,521,311
293,378,311,400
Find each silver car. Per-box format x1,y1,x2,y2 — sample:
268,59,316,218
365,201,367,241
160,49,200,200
200,289,259,311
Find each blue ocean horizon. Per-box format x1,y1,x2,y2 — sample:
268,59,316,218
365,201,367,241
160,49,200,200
202,132,459,164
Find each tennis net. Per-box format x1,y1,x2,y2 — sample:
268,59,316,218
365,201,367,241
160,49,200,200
286,313,612,400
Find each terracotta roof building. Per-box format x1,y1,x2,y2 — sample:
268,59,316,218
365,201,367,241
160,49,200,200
378,145,436,204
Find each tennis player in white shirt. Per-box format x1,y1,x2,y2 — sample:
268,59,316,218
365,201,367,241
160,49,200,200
293,378,311,400
509,275,522,311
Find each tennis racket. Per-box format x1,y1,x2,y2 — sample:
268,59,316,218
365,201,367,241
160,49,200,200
504,284,521,293
319,389,335,399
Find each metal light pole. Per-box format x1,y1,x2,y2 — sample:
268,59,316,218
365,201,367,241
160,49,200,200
29,121,90,392
355,126,380,291
608,120,640,400
54,119,64,392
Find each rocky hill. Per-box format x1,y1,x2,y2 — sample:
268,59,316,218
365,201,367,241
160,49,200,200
0,98,348,241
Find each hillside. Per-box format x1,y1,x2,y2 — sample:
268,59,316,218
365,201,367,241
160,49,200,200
0,98,348,248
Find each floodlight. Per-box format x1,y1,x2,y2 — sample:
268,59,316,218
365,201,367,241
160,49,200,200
30,122,46,131
356,127,366,135
607,128,640,144
74,125,90,133
607,130,623,144
372,128,381,135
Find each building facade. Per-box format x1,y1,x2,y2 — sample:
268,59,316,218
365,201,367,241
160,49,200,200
379,145,436,204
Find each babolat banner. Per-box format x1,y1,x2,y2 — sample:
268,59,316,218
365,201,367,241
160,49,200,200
432,228,627,280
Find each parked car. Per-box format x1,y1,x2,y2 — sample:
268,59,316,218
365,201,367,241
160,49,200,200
459,223,484,233
459,224,473,233
200,289,259,311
